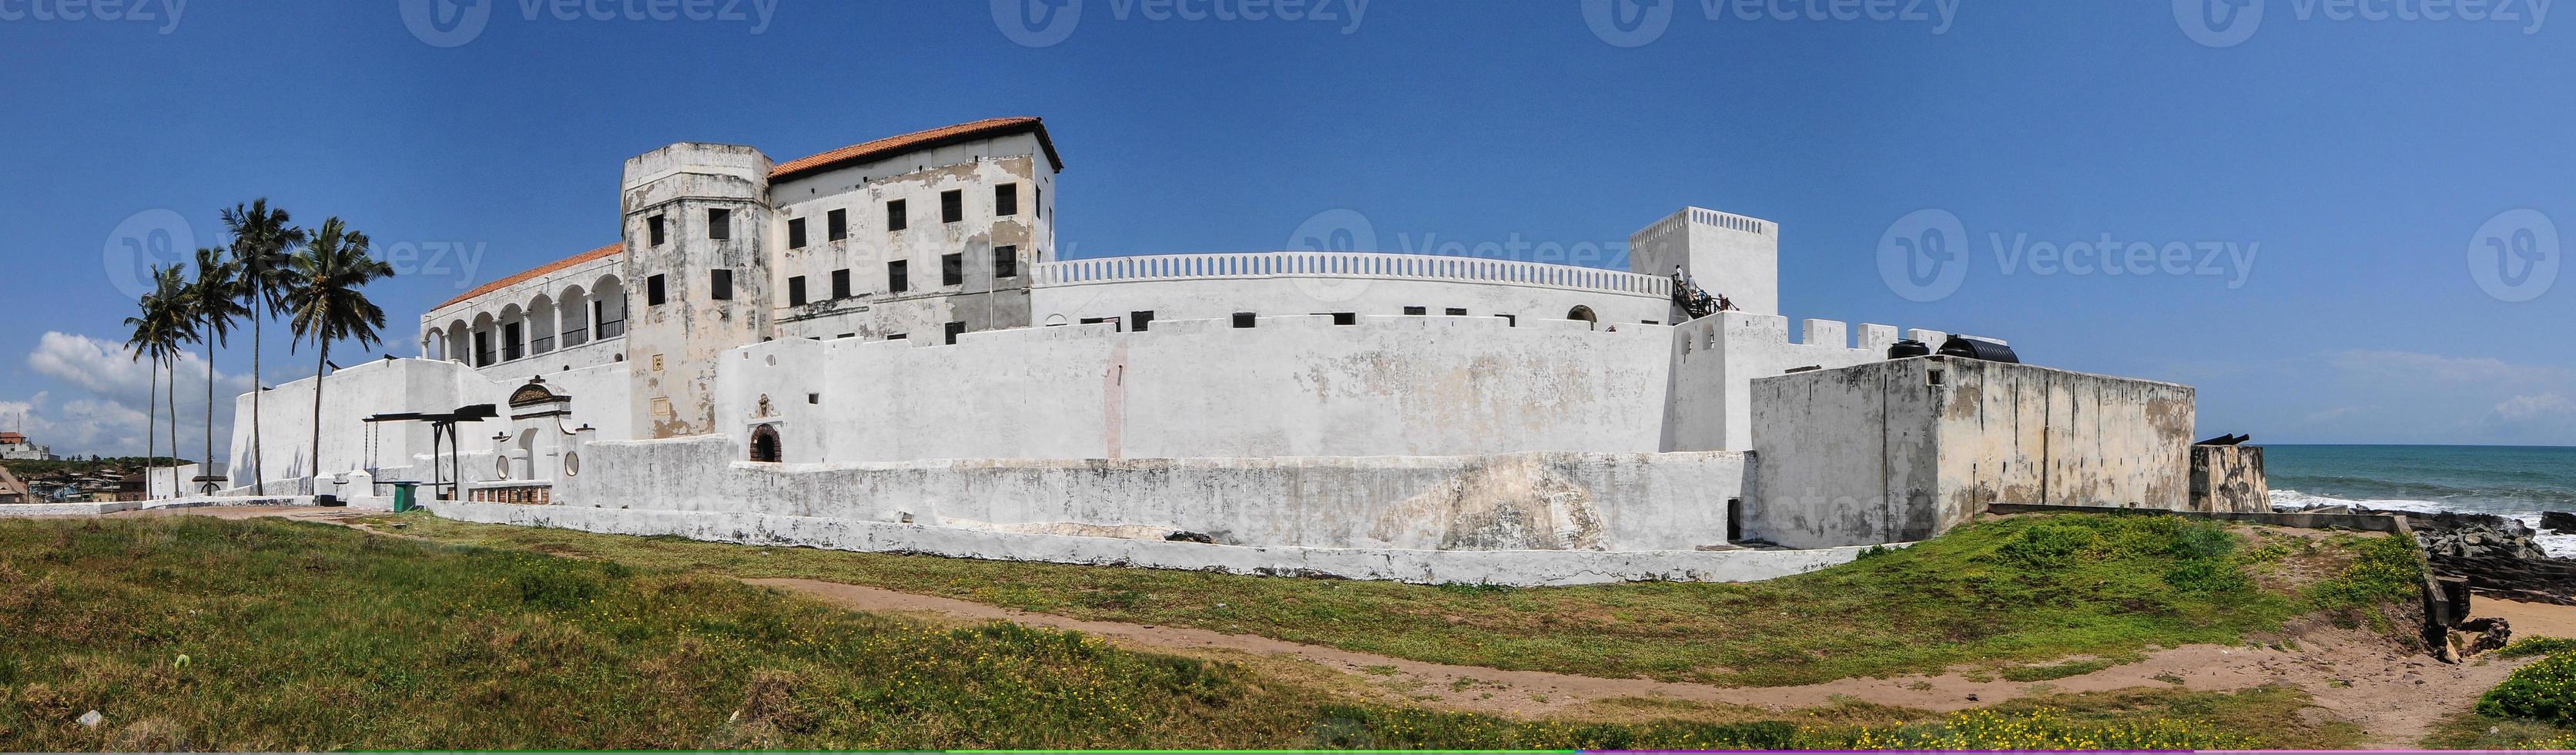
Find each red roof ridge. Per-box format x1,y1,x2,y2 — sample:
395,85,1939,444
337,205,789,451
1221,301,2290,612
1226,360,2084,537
434,242,624,312
771,116,1060,181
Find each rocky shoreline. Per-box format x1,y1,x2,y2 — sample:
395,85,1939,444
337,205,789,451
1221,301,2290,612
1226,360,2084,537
2293,505,2576,606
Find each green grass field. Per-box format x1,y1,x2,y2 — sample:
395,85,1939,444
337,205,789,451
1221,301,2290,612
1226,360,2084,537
370,510,2427,686
0,514,2410,749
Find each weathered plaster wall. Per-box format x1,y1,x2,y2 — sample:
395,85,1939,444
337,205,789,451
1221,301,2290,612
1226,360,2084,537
428,499,1883,587
719,314,1677,462
1027,264,1670,329
770,134,1053,343
1663,311,1936,453
1750,357,2195,548
621,143,775,438
223,357,630,495
554,435,1744,552
2190,445,2269,514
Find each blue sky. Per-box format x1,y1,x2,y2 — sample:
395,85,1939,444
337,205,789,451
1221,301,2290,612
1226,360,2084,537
2,0,2570,460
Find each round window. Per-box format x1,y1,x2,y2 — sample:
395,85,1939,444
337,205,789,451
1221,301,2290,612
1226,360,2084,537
495,456,511,480
564,451,581,478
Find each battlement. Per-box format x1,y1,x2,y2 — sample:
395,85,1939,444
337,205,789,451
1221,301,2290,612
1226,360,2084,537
1632,206,1775,247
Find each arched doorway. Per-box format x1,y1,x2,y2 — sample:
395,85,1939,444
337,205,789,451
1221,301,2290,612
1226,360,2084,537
1566,305,1599,326
749,424,782,463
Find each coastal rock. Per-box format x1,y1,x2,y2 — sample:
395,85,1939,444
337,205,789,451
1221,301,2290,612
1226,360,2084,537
2544,512,2576,533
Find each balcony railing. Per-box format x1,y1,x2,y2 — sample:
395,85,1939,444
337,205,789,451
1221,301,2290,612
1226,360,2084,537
597,319,625,339
561,328,588,348
531,336,554,355
1031,251,1670,298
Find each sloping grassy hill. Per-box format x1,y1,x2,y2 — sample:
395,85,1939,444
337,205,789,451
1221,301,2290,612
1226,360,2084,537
0,514,2413,750
380,511,2429,686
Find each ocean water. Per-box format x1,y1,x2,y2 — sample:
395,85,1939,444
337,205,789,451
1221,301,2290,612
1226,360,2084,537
2265,445,2576,556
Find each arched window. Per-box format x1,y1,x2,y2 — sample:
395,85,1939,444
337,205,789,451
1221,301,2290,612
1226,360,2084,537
749,424,782,463
1567,305,1599,325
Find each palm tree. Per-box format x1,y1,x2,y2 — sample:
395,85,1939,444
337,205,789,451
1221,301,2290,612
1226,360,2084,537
189,247,251,495
282,217,394,492
122,267,193,498
223,199,306,493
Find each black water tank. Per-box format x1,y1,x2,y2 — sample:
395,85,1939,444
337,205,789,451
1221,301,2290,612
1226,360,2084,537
1937,335,2020,364
1887,339,1931,359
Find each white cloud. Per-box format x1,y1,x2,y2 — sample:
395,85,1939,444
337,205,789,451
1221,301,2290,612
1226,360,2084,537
8,331,254,461
2326,349,2574,385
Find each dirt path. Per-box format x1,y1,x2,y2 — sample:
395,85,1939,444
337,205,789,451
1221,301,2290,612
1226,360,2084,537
749,576,2527,745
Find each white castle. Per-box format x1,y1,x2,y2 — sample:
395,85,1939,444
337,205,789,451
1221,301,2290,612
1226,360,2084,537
222,118,2237,585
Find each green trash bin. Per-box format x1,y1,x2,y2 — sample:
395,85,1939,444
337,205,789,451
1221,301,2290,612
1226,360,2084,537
391,482,418,513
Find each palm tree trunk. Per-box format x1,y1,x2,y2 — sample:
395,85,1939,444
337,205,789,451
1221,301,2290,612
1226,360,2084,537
204,347,216,495
310,340,328,496
250,320,264,493
166,355,179,498
144,359,158,499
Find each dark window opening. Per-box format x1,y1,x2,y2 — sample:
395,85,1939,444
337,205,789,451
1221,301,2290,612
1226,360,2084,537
647,214,665,245
1130,310,1155,332
886,200,907,231
993,245,1018,278
707,209,731,240
996,183,1019,216
826,209,847,241
807,393,819,404
501,322,522,361
940,190,963,223
787,218,806,249
830,268,851,299
943,321,966,345
1036,186,1043,219
1402,306,1426,316
1445,307,1468,316
1726,498,1744,541
787,276,807,306
1332,312,1356,325
749,425,781,463
887,260,909,293
1232,312,1256,328
474,331,492,367
886,332,907,341
941,253,963,286
710,269,733,300
646,274,667,306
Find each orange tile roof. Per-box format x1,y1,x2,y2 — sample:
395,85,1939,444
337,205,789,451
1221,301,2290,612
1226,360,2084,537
435,242,623,311
771,116,1060,181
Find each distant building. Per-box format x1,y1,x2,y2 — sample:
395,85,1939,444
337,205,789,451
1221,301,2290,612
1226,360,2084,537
0,465,28,504
0,431,57,461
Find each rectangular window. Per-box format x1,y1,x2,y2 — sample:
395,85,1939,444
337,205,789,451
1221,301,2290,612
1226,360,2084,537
942,253,963,286
887,260,909,293
1036,187,1043,219
1402,306,1426,316
1131,310,1155,332
886,200,907,231
1332,313,1356,325
940,190,963,223
886,333,907,341
831,268,851,299
707,209,731,240
943,321,966,345
787,218,806,249
647,214,666,245
1232,312,1256,328
787,276,807,306
1445,307,1468,316
995,183,1019,216
993,245,1018,278
826,209,847,241
710,270,733,300
646,274,667,306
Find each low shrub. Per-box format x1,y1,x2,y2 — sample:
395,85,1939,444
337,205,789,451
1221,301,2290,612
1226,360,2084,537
2479,652,2576,726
